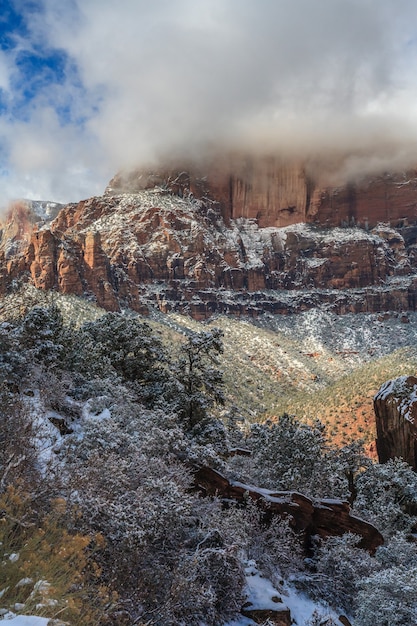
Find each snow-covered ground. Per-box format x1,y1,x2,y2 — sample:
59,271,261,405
255,308,417,367
0,616,50,625
225,561,343,626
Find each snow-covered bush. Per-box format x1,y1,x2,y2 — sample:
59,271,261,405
0,322,27,388
375,531,417,568
61,401,243,624
18,305,67,367
355,565,417,626
353,531,417,625
354,458,417,536
72,457,244,624
307,533,375,613
244,414,327,495
166,547,245,625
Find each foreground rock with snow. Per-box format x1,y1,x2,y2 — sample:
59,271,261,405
195,466,383,552
226,562,351,626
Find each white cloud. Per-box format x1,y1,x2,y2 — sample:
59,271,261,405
0,50,11,92
3,0,417,202
0,107,106,205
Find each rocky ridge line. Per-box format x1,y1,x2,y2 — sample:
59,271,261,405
195,466,383,553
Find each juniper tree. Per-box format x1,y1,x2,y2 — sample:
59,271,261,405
354,458,417,537
173,329,224,424
80,312,169,403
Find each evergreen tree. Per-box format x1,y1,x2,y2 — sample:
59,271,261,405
81,312,168,401
246,414,328,495
18,304,66,366
354,458,417,536
173,328,225,427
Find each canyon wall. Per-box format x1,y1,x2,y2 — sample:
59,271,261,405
107,156,417,229
2,157,417,317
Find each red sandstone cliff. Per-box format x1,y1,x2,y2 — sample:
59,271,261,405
2,158,417,317
107,156,417,229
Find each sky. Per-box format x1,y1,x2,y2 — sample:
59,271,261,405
1,0,417,204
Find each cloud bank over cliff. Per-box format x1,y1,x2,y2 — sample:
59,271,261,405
1,0,417,202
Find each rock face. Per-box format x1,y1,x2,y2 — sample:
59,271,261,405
374,376,417,469
241,603,291,625
194,466,383,553
106,157,310,228
310,174,417,230
2,159,417,318
108,156,417,229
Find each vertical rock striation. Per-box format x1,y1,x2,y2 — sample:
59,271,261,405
107,157,417,229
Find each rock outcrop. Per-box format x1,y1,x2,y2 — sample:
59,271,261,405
2,158,417,318
241,603,291,625
194,466,384,553
374,376,417,469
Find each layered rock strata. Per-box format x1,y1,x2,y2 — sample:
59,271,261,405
2,159,417,317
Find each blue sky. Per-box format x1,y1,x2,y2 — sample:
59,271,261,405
1,0,417,205
0,0,105,202
1,1,65,121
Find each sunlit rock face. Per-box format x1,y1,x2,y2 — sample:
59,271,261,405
374,376,417,469
2,157,417,318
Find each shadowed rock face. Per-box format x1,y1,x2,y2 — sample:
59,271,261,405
2,159,417,318
194,466,383,553
374,376,417,469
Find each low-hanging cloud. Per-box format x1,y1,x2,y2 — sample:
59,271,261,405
2,0,417,203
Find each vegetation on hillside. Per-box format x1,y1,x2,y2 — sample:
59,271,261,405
1,290,417,624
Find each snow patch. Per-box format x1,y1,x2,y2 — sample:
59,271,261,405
225,561,342,626
0,616,50,625
26,200,63,225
